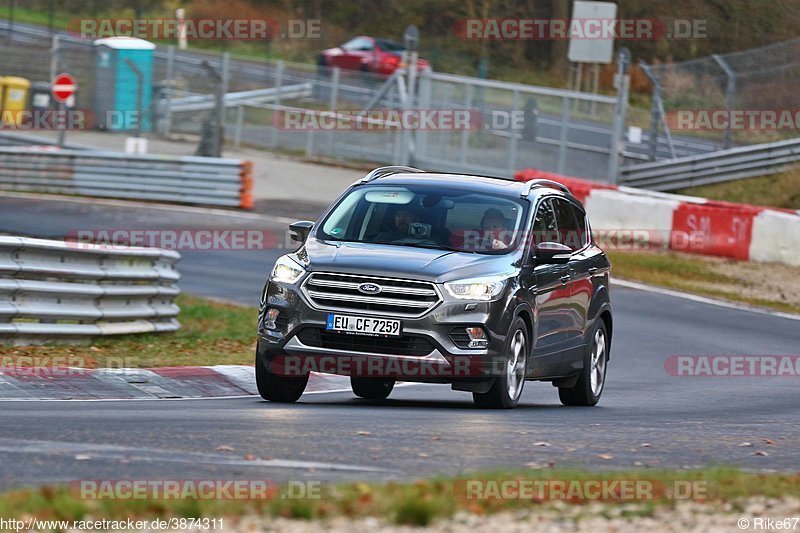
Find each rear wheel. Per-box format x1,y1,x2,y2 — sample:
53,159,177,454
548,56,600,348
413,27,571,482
351,377,395,400
558,321,608,406
473,317,528,409
255,352,308,403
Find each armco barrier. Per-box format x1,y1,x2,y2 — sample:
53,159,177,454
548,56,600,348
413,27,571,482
0,147,254,209
619,137,800,191
516,168,800,266
0,236,181,345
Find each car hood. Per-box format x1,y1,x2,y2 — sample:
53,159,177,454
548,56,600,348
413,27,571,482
301,238,518,283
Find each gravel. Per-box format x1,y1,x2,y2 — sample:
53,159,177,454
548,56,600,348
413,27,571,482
228,497,800,532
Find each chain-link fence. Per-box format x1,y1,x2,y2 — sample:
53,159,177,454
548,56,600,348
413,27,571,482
0,22,629,182
643,38,800,160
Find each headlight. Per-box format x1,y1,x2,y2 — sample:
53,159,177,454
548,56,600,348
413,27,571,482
270,255,305,284
444,274,510,301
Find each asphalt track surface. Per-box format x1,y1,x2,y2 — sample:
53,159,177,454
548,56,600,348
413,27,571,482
0,194,798,491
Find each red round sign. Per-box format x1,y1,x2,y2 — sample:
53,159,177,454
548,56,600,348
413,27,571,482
52,73,77,103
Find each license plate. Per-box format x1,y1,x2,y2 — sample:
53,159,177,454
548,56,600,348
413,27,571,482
326,314,401,336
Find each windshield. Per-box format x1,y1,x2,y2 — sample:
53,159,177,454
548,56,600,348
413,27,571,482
376,39,405,53
317,184,528,254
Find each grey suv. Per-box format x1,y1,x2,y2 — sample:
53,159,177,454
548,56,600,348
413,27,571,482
256,166,612,409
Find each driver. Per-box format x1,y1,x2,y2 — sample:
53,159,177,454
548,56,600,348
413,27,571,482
374,206,422,242
480,208,511,250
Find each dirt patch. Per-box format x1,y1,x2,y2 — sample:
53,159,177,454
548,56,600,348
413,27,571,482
683,254,800,309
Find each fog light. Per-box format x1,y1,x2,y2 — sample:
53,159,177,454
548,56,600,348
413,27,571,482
466,326,488,349
264,308,280,329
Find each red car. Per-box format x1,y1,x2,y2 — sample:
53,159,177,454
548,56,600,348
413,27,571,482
318,36,431,76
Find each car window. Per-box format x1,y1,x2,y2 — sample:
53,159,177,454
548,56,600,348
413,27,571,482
551,198,586,251
342,37,374,51
317,184,528,254
375,39,405,53
532,198,558,245
570,203,590,248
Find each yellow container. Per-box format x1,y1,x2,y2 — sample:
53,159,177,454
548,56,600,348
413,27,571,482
1,76,31,127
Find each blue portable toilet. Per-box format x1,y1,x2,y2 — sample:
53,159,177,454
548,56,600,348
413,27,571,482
93,37,155,131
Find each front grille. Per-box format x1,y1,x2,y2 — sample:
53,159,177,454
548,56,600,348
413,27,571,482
302,272,441,318
297,328,435,356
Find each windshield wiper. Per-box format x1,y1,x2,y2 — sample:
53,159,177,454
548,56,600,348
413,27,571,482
380,241,477,254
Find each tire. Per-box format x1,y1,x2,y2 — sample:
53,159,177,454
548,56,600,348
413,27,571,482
351,376,395,400
472,317,529,409
558,320,609,406
255,352,308,403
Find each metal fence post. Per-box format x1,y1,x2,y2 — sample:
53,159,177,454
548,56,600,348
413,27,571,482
326,67,339,156
459,83,473,164
713,54,736,150
220,52,229,151
557,96,570,175
608,48,631,184
234,105,244,150
507,89,520,174
414,70,432,163
164,45,174,136
271,60,284,148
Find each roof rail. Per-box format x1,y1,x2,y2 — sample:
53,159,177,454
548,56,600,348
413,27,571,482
520,179,571,197
360,166,426,183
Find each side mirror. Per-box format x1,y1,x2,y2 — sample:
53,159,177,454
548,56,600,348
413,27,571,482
534,242,572,265
289,220,314,243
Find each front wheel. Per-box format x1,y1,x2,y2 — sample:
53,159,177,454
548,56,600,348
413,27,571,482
351,377,395,399
473,317,528,409
255,352,308,403
558,321,609,406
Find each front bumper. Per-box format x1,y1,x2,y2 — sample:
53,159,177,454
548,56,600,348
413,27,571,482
257,278,514,382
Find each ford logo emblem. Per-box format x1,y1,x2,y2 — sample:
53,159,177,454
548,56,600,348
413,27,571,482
358,283,383,295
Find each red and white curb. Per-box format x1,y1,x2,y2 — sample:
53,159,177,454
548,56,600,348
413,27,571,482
516,169,800,266
0,366,352,401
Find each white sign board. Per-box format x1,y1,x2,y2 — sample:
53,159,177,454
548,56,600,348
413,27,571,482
567,1,617,64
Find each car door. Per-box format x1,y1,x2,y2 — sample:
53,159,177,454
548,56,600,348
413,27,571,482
526,197,574,377
551,197,590,364
340,37,374,71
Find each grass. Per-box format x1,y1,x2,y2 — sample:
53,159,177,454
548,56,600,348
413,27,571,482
608,250,800,315
0,295,257,367
0,468,797,526
677,167,800,210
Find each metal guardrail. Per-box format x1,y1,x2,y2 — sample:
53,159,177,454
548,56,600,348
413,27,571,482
0,131,88,150
0,147,254,208
0,236,180,344
620,137,800,191
170,83,313,112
